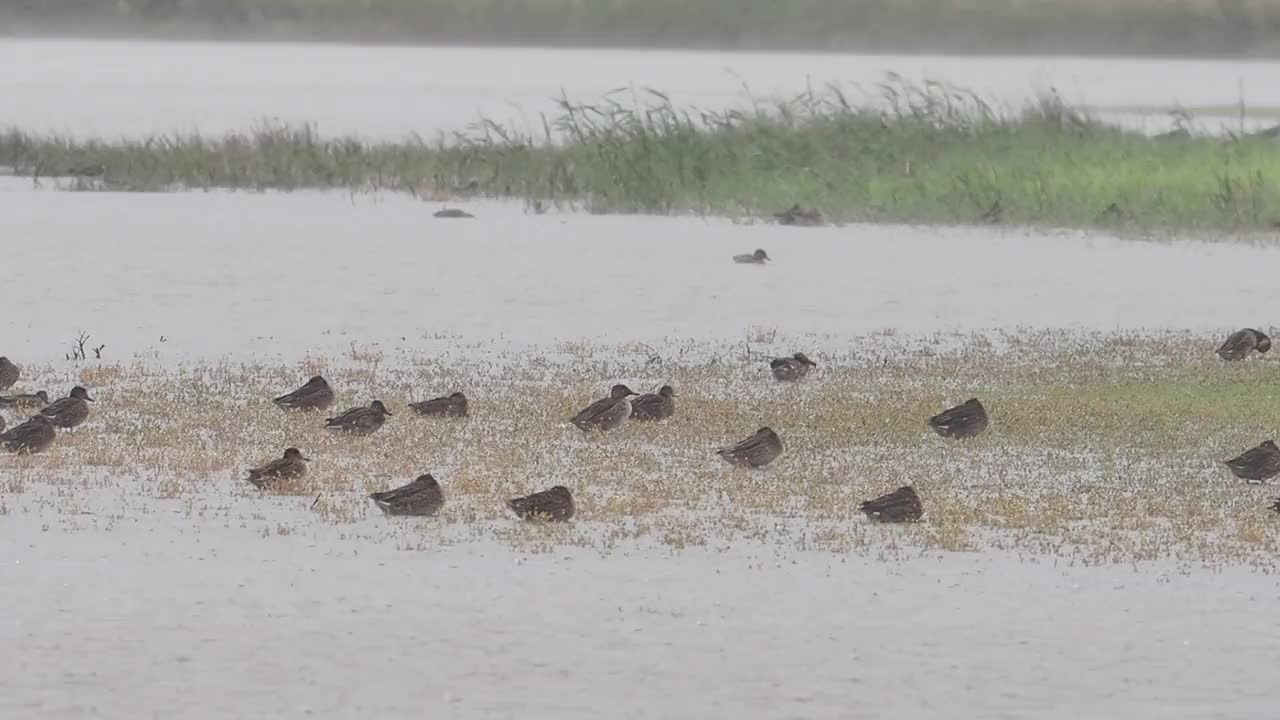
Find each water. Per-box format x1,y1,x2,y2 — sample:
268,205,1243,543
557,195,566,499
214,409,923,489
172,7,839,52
2,186,1276,363
2,39,1279,138
3,39,1280,719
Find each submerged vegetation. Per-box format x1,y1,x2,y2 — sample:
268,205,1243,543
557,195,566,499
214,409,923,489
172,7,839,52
4,82,1280,230
3,332,1280,565
5,0,1280,58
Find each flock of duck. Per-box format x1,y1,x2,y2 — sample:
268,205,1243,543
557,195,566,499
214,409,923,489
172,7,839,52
2,325,1279,522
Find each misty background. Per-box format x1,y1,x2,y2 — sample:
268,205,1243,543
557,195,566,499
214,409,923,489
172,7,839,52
3,0,1279,57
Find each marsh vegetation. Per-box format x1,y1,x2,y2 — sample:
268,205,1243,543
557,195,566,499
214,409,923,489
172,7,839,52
5,332,1279,567
6,84,1280,231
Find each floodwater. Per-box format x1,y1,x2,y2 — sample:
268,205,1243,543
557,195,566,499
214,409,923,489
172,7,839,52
3,186,1278,363
4,38,1280,719
2,38,1279,138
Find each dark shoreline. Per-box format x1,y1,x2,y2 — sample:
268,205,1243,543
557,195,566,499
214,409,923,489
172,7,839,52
3,2,1279,60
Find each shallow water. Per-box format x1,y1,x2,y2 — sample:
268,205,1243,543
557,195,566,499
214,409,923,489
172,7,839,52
2,185,1276,363
2,38,1279,138
1,504,1277,720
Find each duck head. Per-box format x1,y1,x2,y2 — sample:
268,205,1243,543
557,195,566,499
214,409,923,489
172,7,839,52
283,447,311,462
450,392,467,401
609,384,638,398
754,248,770,262
69,386,95,402
370,400,392,415
793,352,816,366
307,375,329,387
658,385,676,397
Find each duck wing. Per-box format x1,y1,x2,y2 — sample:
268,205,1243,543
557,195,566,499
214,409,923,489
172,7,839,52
570,396,620,428
410,396,464,416
631,394,672,420
39,397,75,418
1217,330,1257,361
325,406,366,427
860,486,923,522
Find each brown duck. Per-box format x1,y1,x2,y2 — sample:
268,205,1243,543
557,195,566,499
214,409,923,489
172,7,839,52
732,248,771,264
717,426,784,468
928,398,989,439
0,357,18,391
507,485,575,522
774,204,825,226
860,486,924,523
325,400,392,435
630,385,675,421
1217,328,1271,361
0,414,56,454
0,390,49,409
273,375,335,411
1224,440,1280,483
409,391,468,418
245,448,309,489
570,384,637,432
369,473,445,516
770,353,817,382
40,386,94,429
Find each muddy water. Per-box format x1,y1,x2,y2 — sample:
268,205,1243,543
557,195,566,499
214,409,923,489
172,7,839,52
2,38,1278,138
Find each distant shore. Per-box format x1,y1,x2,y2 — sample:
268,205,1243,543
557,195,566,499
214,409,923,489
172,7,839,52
3,0,1280,58
5,83,1280,232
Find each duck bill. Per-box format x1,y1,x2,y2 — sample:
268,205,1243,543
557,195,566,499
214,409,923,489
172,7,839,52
85,396,96,402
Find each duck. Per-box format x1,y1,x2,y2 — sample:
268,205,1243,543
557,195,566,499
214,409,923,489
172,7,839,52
0,390,49,409
928,398,989,439
1224,440,1280,483
1271,497,1280,514
0,414,56,454
433,208,474,219
732,248,771,264
0,357,18,391
40,386,94,429
369,473,445,516
245,448,310,489
1216,328,1271,361
630,385,675,421
860,486,924,523
770,352,817,381
774,204,824,226
324,400,392,435
273,375,335,411
570,384,637,432
506,485,575,522
409,391,468,418
716,426,783,468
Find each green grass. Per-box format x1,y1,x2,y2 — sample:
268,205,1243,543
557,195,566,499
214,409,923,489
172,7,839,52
7,0,1280,58
5,84,1280,230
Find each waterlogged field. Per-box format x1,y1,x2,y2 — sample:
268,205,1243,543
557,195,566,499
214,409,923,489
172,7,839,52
5,335,1280,564
5,120,1280,714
